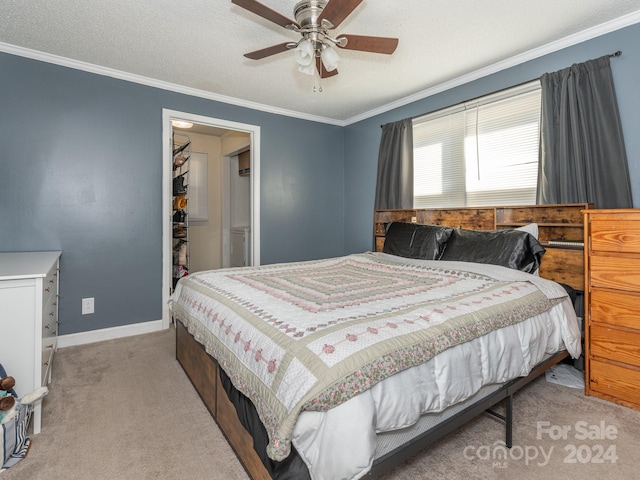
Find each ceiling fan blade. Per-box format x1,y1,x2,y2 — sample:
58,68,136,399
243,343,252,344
316,57,339,78
337,34,398,54
244,42,293,60
232,0,299,29
317,0,363,29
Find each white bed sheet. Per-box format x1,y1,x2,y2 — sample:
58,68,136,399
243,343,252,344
291,294,581,480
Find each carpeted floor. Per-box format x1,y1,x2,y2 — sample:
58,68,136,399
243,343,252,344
3,326,639,479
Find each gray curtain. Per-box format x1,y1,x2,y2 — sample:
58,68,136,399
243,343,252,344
537,55,633,208
374,118,414,209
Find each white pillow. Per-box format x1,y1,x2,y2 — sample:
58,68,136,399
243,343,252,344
516,223,540,275
515,223,538,239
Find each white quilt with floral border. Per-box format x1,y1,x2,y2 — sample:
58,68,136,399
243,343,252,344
170,252,567,461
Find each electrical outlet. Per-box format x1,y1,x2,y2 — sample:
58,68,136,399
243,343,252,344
82,297,94,315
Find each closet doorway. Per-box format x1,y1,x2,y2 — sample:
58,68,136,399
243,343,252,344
161,109,261,328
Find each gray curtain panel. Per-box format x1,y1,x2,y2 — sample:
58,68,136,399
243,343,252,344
537,55,633,208
374,118,414,210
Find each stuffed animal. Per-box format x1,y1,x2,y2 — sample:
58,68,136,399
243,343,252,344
0,376,14,391
0,386,48,425
0,376,16,412
1,371,48,472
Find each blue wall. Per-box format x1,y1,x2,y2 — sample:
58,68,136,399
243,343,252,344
0,53,344,335
344,22,640,254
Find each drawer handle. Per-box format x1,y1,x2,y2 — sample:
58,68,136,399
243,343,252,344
45,287,50,292
49,312,55,316
49,279,54,283
53,301,57,306
43,361,49,366
44,325,50,329
47,344,54,349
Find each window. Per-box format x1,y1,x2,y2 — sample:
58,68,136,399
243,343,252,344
412,82,541,208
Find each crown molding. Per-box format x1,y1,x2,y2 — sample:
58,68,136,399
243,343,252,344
0,42,344,127
2,8,640,128
343,9,640,125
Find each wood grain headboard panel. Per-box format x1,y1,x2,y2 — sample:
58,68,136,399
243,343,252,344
374,203,592,291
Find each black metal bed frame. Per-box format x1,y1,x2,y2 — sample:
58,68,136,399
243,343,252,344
367,350,569,476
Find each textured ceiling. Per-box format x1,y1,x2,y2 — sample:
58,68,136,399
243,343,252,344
2,1,640,124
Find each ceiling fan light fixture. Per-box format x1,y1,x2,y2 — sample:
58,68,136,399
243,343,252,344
295,39,314,66
235,0,399,83
298,61,316,76
320,45,339,72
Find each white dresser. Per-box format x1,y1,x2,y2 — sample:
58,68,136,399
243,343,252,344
0,251,61,434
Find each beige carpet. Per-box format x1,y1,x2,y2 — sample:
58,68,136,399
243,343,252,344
3,327,639,480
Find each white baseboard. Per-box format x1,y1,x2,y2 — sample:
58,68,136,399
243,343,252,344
57,320,167,348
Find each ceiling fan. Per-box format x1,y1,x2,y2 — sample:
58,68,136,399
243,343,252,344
231,0,399,78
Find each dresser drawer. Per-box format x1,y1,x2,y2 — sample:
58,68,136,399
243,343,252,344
590,218,640,253
590,323,640,367
590,288,640,330
43,292,58,322
590,255,640,291
589,358,640,407
42,265,58,304
42,295,58,385
42,342,55,384
43,312,58,340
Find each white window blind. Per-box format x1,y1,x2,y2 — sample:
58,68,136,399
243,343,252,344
413,82,541,208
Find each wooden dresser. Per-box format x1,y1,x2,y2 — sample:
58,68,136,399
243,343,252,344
0,251,61,433
583,209,640,410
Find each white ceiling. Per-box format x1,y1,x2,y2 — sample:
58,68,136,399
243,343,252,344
2,1,640,125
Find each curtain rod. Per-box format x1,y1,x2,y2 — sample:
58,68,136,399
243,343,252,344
386,50,623,128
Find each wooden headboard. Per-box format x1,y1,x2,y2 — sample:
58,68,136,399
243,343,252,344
374,203,592,291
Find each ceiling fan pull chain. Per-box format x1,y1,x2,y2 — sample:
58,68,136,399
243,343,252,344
313,67,322,93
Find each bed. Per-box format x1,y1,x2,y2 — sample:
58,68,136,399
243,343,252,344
170,203,589,480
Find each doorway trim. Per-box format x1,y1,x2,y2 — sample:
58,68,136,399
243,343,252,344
161,109,261,329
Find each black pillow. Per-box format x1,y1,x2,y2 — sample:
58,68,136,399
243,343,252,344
383,222,454,260
439,228,545,273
